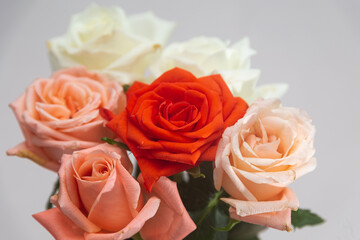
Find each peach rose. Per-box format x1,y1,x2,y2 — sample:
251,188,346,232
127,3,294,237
213,98,316,231
33,144,196,240
7,67,125,171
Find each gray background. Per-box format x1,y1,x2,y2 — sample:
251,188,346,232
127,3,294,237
1,0,359,239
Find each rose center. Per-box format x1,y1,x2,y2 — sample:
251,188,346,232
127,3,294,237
159,100,199,127
65,96,86,117
76,156,114,181
244,134,282,159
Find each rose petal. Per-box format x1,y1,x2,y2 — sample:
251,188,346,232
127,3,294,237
55,154,101,233
128,11,175,46
85,197,161,240
6,142,59,171
33,208,85,240
87,169,134,231
221,187,299,217
229,208,292,231
225,188,299,231
139,176,196,240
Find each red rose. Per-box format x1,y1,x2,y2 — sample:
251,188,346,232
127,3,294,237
103,68,248,190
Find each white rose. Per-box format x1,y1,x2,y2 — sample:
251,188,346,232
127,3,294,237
149,37,287,104
48,4,175,84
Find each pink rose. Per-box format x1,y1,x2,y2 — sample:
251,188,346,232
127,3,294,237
33,144,196,240
214,99,316,231
7,67,125,171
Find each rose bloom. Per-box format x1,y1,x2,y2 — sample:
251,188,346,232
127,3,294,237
48,4,175,84
7,67,124,171
148,37,288,104
33,144,195,240
103,67,248,190
214,99,316,231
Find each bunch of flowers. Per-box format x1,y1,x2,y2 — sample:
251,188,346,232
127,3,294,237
7,4,323,240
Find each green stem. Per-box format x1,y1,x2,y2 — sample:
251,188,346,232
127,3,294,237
101,137,130,151
46,178,59,210
197,190,224,226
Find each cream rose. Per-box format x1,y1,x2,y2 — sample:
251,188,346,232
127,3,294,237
213,98,316,231
33,144,196,240
7,67,125,171
148,37,287,104
48,4,175,84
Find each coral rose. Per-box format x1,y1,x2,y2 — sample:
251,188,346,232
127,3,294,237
7,67,125,171
213,99,316,231
103,67,248,190
33,144,196,240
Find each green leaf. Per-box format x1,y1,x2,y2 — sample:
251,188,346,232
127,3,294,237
187,166,206,179
123,84,131,93
213,219,241,232
101,137,130,151
291,208,325,229
185,190,229,240
132,232,143,240
197,190,223,226
177,161,217,212
170,172,183,183
186,208,228,240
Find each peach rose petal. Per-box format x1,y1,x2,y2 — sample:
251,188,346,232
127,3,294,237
232,157,317,188
223,188,299,231
16,99,79,141
35,102,71,121
55,154,101,233
72,144,133,175
75,178,107,214
6,142,59,171
214,132,257,201
28,135,99,165
116,164,143,217
33,208,85,240
139,176,197,240
61,120,109,142
84,197,161,240
87,163,138,232
28,135,98,149
229,208,293,232
9,95,31,137
43,109,100,129
292,157,317,179
233,168,297,187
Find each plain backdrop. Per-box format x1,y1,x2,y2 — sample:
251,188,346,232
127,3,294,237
1,0,359,239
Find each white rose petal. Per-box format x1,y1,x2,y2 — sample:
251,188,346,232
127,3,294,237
149,37,287,104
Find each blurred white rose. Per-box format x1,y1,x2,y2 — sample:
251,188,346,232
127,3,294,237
48,4,176,84
149,37,287,104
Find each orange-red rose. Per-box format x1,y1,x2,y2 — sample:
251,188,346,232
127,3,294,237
103,68,248,190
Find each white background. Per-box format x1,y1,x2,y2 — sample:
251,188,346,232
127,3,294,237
1,0,359,239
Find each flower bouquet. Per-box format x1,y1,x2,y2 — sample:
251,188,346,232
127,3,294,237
6,4,324,240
